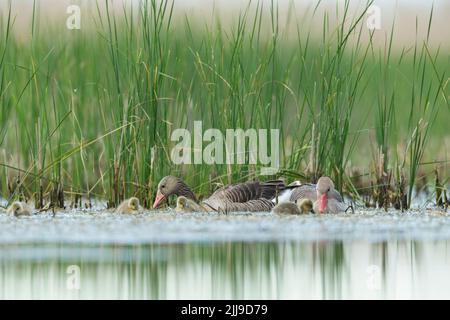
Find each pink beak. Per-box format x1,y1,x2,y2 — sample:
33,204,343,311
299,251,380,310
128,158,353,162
318,193,327,213
152,190,166,209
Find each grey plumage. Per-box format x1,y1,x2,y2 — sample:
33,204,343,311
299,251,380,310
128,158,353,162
155,175,284,212
203,180,284,212
289,183,343,202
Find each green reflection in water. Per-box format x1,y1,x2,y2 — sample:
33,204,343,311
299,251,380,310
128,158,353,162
0,240,449,299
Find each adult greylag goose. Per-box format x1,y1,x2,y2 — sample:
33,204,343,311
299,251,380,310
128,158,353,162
7,201,32,216
153,175,285,212
274,176,347,213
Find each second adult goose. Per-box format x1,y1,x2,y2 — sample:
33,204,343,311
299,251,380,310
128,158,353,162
275,176,348,214
153,176,284,212
291,177,348,213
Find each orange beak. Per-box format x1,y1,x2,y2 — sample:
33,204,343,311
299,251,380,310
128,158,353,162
318,193,327,213
152,190,166,209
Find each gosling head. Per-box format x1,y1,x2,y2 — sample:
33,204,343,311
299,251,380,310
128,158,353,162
10,202,23,215
315,176,335,214
176,196,187,212
128,197,140,211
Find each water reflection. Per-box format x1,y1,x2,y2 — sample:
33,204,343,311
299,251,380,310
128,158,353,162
1,240,449,299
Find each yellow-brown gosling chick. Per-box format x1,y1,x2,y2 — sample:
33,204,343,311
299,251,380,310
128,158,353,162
175,196,206,213
271,202,301,215
271,199,315,215
7,201,32,217
297,198,314,213
115,197,140,214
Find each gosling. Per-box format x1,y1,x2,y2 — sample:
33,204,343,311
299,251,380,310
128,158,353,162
115,197,140,214
271,198,314,215
271,202,301,215
7,201,32,217
175,196,205,213
297,198,314,213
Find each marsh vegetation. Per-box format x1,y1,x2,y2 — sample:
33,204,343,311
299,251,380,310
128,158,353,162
0,0,448,211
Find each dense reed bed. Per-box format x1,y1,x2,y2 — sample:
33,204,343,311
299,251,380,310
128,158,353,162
0,0,448,209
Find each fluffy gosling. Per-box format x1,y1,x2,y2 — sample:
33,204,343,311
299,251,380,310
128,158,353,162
297,198,314,213
7,201,32,217
271,202,301,215
115,197,140,214
271,198,314,215
175,196,205,212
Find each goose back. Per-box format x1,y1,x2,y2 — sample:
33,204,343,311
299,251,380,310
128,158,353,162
209,198,274,212
202,180,284,212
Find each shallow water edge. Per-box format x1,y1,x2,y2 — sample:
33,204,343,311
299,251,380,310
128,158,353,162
1,209,449,299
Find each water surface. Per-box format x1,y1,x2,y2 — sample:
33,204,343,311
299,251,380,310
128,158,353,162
0,209,449,299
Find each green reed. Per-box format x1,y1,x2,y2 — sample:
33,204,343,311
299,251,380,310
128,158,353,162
0,0,448,208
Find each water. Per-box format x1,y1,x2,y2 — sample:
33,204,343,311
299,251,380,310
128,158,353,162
0,209,449,299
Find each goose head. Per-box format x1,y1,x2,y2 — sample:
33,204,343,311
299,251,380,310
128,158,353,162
153,176,197,209
153,176,180,208
315,176,335,213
